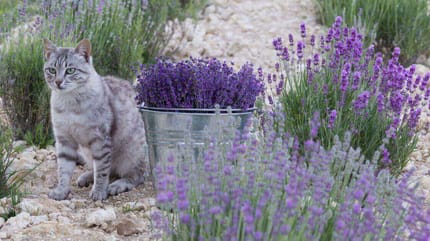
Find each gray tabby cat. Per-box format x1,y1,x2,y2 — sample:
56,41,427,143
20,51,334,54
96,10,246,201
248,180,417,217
43,39,147,201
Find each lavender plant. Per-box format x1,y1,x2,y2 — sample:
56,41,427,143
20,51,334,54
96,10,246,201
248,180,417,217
268,17,430,175
136,57,265,109
152,115,430,240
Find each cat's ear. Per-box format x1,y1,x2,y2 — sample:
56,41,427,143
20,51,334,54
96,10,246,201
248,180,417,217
43,39,57,61
75,39,91,63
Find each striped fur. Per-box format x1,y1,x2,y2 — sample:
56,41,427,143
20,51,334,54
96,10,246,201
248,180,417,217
43,39,147,201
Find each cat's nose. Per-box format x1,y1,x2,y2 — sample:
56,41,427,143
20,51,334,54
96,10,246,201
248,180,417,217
55,80,63,89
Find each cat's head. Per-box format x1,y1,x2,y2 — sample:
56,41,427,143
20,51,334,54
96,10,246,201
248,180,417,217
43,39,95,92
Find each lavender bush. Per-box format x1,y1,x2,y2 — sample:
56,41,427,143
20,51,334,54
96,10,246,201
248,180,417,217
136,57,264,109
152,115,430,240
267,17,430,175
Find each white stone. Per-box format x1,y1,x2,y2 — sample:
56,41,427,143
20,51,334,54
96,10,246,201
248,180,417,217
18,198,44,215
48,212,61,221
404,161,416,172
35,150,48,162
94,200,104,208
3,212,31,232
142,197,156,207
205,4,217,14
31,215,48,225
411,152,422,162
416,55,426,65
420,176,430,188
414,64,430,77
426,57,430,68
0,217,5,227
18,198,65,215
85,207,116,227
71,198,88,209
0,206,7,214
45,145,56,154
0,231,9,239
123,202,146,212
8,148,39,173
57,216,71,224
12,140,27,149
0,197,11,206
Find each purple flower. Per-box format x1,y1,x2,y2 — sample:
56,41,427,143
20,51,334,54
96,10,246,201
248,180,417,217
297,41,305,60
306,59,312,71
273,37,283,52
97,0,105,14
209,206,222,215
352,71,361,90
157,191,174,204
340,63,351,93
408,108,422,130
289,34,294,46
313,54,320,66
377,92,385,112
328,109,337,129
420,73,430,91
268,95,274,105
353,91,371,114
310,35,316,47
276,80,284,95
136,57,264,109
300,22,306,38
177,200,189,210
334,16,343,28
393,47,401,60
310,111,320,138
180,214,191,224
381,147,392,165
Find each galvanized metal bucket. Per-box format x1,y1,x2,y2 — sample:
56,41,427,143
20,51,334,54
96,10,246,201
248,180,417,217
139,106,255,189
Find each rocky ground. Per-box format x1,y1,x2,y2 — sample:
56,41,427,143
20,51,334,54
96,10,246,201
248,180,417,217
1,0,430,240
0,144,160,240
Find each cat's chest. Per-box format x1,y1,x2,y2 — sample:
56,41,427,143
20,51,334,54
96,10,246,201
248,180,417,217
52,103,113,140
53,111,91,125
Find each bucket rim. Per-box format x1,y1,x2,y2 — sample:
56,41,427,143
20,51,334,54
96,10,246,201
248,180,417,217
138,105,256,114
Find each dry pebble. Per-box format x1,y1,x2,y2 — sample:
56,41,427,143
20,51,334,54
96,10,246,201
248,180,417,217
116,217,146,236
85,207,117,228
0,231,9,239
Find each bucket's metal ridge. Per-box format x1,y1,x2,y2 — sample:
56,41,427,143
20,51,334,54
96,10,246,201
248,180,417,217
139,106,255,188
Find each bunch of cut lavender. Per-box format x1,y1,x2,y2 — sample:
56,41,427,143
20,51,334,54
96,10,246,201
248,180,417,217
136,57,264,109
268,16,430,175
152,115,430,240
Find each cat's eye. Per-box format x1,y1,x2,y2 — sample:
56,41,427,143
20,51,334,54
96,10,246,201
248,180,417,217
65,68,76,75
46,68,56,75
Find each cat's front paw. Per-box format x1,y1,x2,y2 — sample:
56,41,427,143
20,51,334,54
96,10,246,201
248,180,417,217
77,171,93,188
89,188,108,201
48,187,70,200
